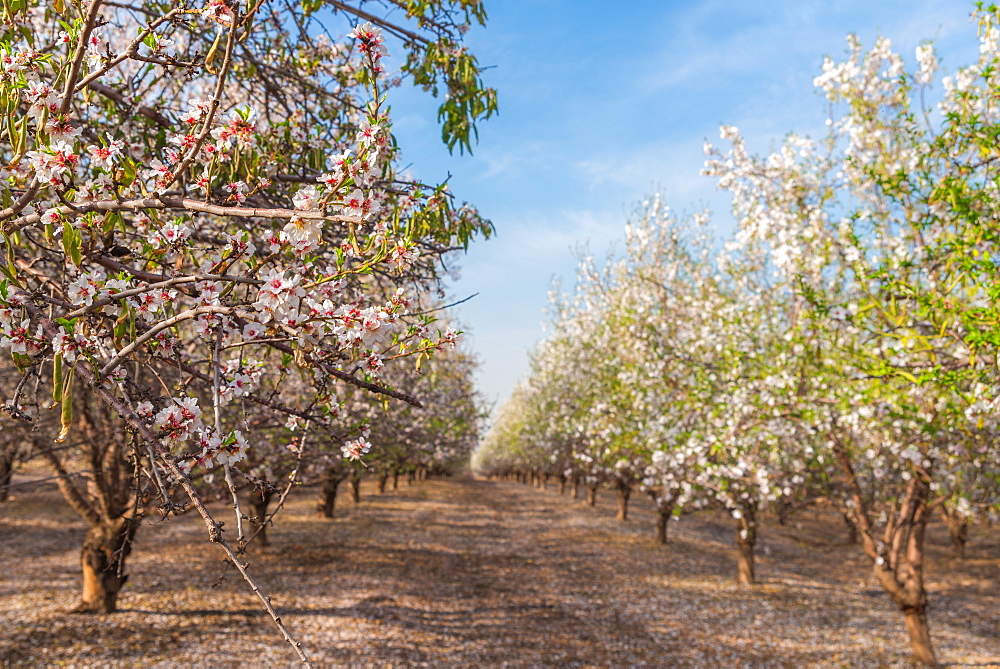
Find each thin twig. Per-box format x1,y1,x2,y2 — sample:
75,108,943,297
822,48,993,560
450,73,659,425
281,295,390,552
215,322,246,542
404,292,478,317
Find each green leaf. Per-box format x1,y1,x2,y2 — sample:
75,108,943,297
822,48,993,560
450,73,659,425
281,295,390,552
10,113,28,162
62,221,82,266
120,156,137,186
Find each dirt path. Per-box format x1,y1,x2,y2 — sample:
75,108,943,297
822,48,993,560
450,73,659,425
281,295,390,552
1,472,998,666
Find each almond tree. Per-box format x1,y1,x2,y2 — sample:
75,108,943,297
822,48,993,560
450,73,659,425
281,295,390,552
703,11,1000,662
0,0,495,658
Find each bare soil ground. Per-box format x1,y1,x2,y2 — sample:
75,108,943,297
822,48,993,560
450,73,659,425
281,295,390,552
0,470,998,667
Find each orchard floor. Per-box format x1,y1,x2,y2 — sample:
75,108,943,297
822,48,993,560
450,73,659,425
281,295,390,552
1,472,998,667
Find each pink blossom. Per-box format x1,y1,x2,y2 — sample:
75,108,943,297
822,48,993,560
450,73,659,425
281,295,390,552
342,436,372,461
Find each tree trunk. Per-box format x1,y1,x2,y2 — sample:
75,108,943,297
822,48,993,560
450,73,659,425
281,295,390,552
316,474,342,519
76,518,136,613
572,476,580,500
541,474,548,490
350,475,361,503
654,497,674,545
407,471,415,486
249,489,274,546
942,511,969,559
392,472,399,490
587,484,598,507
559,475,566,495
949,521,969,559
831,436,938,666
615,482,631,521
843,511,859,544
735,504,757,586
0,450,14,503
903,607,938,666
376,474,388,494
736,531,756,586
776,498,791,526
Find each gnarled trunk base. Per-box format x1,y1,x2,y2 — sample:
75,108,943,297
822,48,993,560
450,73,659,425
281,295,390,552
76,518,136,613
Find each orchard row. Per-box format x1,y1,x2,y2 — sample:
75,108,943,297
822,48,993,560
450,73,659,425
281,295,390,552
473,11,1000,667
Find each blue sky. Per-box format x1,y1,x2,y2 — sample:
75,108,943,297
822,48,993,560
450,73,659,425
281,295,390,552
388,1,981,411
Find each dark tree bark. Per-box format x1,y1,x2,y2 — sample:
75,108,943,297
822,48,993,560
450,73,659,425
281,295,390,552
572,475,580,500
656,507,670,544
559,475,566,495
349,472,362,503
392,472,399,490
587,483,598,507
316,471,345,519
0,448,14,503
376,473,388,494
651,494,675,545
248,488,274,546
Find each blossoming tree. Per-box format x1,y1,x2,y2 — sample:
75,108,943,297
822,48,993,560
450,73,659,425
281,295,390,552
702,10,1000,662
0,0,495,659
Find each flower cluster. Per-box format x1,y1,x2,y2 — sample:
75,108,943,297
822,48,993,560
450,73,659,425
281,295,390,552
348,22,388,74
152,397,204,444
